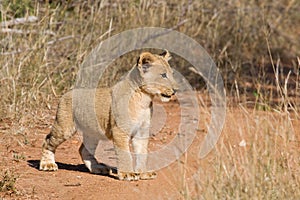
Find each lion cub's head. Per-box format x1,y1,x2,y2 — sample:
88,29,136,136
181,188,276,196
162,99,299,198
136,50,179,102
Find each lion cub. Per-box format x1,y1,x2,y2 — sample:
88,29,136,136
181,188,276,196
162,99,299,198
40,50,178,181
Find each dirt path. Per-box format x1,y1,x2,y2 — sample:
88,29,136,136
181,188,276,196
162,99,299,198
1,99,299,199
0,99,206,200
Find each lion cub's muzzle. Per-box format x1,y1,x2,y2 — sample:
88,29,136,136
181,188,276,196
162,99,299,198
160,88,177,102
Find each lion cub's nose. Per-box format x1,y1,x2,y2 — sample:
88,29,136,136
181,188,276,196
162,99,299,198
172,88,178,95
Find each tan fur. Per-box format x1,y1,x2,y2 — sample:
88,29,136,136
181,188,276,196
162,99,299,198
40,50,178,181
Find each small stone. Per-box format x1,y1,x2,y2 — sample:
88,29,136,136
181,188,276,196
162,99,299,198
239,139,246,147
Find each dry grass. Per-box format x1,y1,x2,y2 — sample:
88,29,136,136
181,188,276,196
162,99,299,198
0,169,18,195
186,106,300,199
0,0,299,198
0,0,299,120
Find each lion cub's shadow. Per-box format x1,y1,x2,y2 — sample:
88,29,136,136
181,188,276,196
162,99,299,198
27,160,118,179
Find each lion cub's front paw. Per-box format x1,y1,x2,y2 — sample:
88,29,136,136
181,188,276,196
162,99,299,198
139,171,157,180
117,171,139,181
39,161,58,171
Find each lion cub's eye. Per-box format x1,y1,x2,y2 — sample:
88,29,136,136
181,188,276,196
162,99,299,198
161,73,167,78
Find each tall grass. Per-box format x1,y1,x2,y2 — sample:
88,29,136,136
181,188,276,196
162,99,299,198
0,0,299,121
185,105,300,199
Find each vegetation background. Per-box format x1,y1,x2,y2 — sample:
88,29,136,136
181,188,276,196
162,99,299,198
0,0,299,199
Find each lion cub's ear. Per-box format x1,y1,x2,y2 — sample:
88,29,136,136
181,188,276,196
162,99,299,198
160,49,172,61
137,52,156,73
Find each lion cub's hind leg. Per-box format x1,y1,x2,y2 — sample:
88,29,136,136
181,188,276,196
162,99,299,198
40,92,75,171
79,143,110,175
40,135,60,171
40,122,75,171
